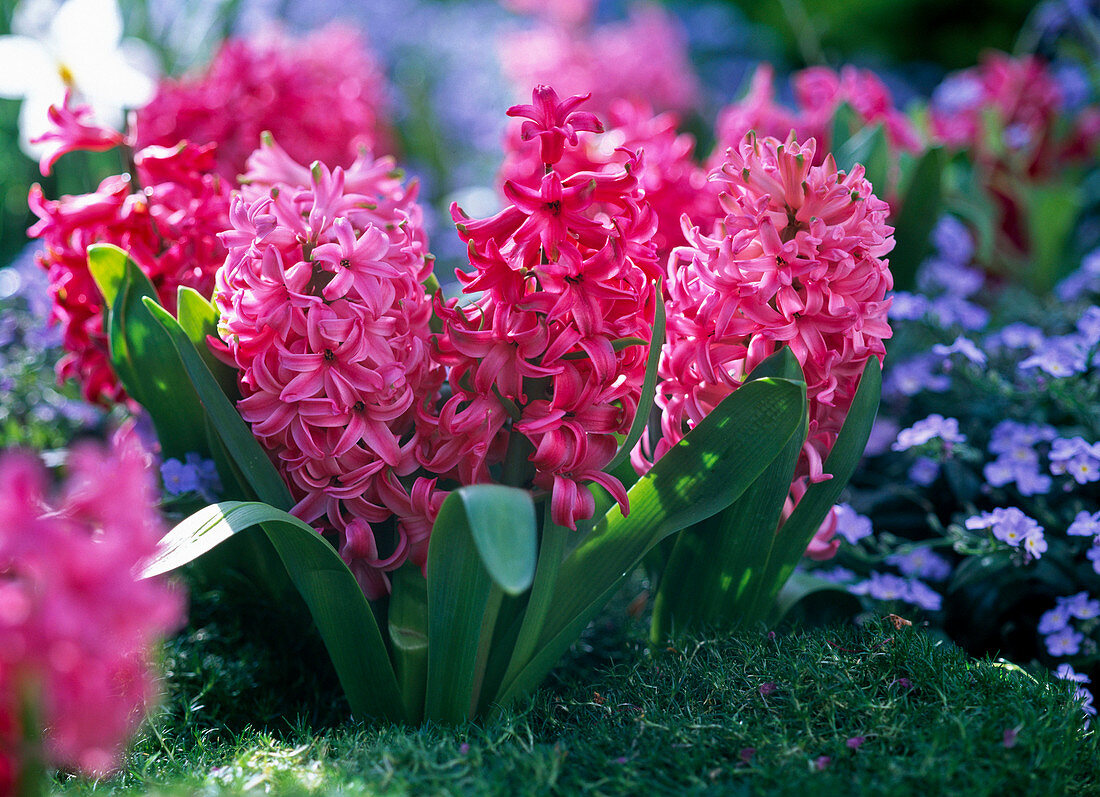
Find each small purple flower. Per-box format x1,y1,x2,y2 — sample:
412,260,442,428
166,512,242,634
892,414,966,452
1067,510,1100,538
1002,727,1019,748
1039,604,1072,635
833,504,873,545
904,579,943,611
931,214,975,268
739,747,756,764
1056,248,1100,301
1049,437,1100,484
1020,336,1088,377
1046,626,1084,657
846,736,866,751
888,291,930,320
1056,664,1091,684
889,548,952,581
932,335,987,366
965,507,1044,555
1076,306,1100,346
814,566,857,584
865,417,900,457
932,74,983,114
851,572,909,601
758,682,777,697
1003,123,1031,150
884,354,951,398
985,322,1044,352
908,457,940,486
928,295,989,331
1062,591,1100,620
814,755,831,771
1088,546,1100,575
161,458,203,495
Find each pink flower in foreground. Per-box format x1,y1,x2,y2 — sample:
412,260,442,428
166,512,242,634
133,24,391,179
498,5,699,116
28,105,231,406
502,99,718,263
215,137,442,599
643,132,893,558
0,429,185,779
431,85,659,530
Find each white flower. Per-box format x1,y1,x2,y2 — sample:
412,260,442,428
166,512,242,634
0,0,158,157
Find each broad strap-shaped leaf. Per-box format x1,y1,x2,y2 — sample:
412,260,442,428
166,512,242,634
389,564,430,722
649,351,808,639
753,359,882,613
142,502,406,722
176,286,240,401
144,298,293,510
88,244,208,459
1023,178,1083,293
891,147,945,291
769,570,861,625
606,287,665,471
829,102,858,154
494,377,806,708
425,485,537,724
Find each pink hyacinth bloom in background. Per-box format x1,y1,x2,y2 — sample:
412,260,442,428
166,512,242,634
215,136,442,599
501,98,718,263
643,132,894,560
928,52,1100,257
431,85,659,530
713,64,922,172
27,99,231,406
31,90,125,176
0,428,185,780
499,4,699,116
133,24,391,180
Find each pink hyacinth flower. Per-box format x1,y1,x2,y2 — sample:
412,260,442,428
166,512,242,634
646,131,893,558
215,136,442,599
432,86,659,530
0,428,185,779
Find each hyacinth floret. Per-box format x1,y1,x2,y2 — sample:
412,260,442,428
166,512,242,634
433,86,659,530
215,136,442,599
506,84,604,165
646,132,893,558
0,429,184,780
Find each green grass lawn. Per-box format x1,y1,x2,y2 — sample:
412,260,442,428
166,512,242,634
54,591,1099,796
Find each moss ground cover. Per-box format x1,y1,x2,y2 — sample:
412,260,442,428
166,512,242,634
54,591,1098,796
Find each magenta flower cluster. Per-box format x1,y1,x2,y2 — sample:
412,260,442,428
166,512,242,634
0,430,184,783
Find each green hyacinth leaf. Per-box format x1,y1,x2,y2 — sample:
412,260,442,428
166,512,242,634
142,501,405,722
425,485,537,723
144,298,293,510
494,376,805,709
176,286,240,402
606,284,665,472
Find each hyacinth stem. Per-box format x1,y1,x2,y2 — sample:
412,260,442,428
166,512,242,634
501,425,536,489
16,686,46,797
